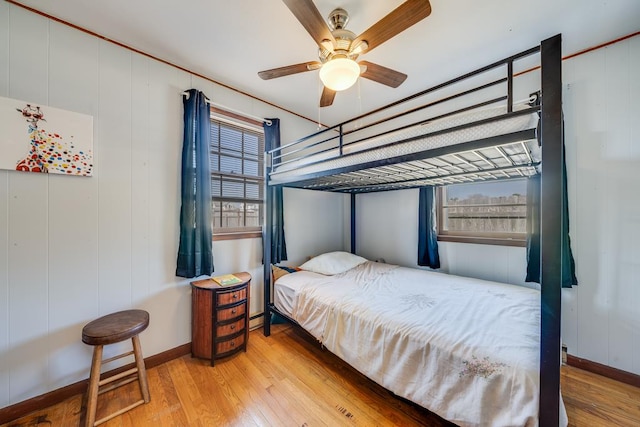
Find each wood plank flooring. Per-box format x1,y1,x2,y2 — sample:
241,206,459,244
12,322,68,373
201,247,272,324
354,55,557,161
3,324,640,426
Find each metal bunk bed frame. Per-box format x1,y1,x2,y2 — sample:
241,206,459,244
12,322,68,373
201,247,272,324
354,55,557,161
262,34,563,426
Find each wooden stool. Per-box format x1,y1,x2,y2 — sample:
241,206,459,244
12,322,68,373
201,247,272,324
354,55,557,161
81,309,151,427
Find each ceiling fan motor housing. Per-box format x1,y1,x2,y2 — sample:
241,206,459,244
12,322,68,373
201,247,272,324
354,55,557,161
320,9,359,63
328,8,349,30
319,31,358,63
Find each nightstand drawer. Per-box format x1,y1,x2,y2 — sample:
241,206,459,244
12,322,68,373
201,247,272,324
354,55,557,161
217,288,247,306
216,318,245,339
217,302,246,321
216,334,245,355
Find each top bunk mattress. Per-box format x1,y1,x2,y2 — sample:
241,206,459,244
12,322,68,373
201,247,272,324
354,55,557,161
269,101,540,187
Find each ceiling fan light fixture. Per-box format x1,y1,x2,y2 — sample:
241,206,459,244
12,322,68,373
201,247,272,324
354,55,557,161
319,57,360,91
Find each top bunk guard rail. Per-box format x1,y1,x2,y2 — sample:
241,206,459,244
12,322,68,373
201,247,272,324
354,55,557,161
273,93,515,171
271,76,510,169
343,45,540,127
341,78,509,139
267,43,543,193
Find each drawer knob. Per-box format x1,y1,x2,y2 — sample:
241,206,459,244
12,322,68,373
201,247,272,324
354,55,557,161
231,309,237,314
232,294,238,299
230,341,235,347
230,325,235,330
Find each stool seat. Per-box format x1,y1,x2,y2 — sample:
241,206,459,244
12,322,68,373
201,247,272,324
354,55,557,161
82,309,149,346
82,309,150,427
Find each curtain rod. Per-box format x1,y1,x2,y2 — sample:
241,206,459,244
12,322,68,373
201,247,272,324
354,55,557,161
181,91,271,126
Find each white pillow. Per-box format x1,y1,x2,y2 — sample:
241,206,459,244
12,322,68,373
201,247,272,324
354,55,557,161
299,251,368,275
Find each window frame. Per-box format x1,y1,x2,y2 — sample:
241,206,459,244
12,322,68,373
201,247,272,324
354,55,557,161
209,107,264,241
436,180,528,247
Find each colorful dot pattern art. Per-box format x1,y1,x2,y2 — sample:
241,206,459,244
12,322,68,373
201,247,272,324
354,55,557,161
13,103,93,176
15,126,93,175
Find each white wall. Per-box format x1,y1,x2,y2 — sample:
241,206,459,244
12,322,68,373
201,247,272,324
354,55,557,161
562,35,640,374
357,35,640,375
0,3,346,407
283,188,350,266
356,190,533,287
356,189,419,267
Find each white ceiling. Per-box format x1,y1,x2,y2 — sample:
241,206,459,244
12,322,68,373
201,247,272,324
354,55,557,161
11,0,640,126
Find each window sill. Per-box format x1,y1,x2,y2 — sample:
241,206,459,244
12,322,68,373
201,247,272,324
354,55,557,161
437,235,526,247
213,231,262,241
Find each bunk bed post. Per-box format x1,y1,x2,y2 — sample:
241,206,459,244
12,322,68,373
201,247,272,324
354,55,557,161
263,155,273,337
350,193,356,254
539,33,563,426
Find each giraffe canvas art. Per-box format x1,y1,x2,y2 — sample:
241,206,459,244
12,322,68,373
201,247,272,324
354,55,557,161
0,96,93,176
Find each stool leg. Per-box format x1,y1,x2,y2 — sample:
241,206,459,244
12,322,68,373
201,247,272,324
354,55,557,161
132,335,150,403
85,345,103,427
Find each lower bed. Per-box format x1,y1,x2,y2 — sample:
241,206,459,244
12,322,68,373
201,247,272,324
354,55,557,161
274,261,567,427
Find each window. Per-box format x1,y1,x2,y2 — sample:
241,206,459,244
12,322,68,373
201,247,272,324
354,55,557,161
437,179,527,246
210,111,264,239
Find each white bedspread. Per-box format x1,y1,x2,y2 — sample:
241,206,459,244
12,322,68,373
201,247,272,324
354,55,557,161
275,261,567,427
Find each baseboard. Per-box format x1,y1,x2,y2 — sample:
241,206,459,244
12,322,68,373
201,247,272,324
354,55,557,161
567,354,640,388
143,343,191,370
0,343,191,425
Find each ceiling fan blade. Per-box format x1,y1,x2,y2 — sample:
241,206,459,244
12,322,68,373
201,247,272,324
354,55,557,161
258,61,321,80
320,86,336,107
282,0,336,49
359,61,407,88
352,0,431,54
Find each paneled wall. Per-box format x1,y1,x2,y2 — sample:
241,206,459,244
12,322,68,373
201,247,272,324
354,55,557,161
0,3,346,407
562,35,640,374
357,35,640,375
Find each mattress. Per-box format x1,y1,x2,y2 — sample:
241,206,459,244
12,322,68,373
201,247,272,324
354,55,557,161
273,261,567,427
273,270,320,319
270,101,539,185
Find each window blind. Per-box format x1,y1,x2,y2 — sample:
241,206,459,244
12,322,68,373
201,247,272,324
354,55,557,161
210,118,264,231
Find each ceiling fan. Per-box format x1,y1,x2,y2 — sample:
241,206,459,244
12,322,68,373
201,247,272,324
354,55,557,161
258,0,432,107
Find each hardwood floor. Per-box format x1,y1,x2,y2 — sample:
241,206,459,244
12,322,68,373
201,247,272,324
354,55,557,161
562,364,640,426
3,324,640,426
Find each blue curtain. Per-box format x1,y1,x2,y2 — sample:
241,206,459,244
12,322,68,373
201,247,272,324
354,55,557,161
418,186,440,269
263,118,287,263
560,152,578,287
525,153,578,288
525,175,541,283
176,89,214,278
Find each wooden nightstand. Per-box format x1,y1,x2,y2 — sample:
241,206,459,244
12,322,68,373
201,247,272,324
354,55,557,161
191,272,251,366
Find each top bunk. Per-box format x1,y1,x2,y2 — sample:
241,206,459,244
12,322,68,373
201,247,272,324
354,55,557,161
266,43,545,193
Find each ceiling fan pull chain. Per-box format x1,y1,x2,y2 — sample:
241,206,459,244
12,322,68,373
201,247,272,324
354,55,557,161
355,79,363,130
317,80,322,130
